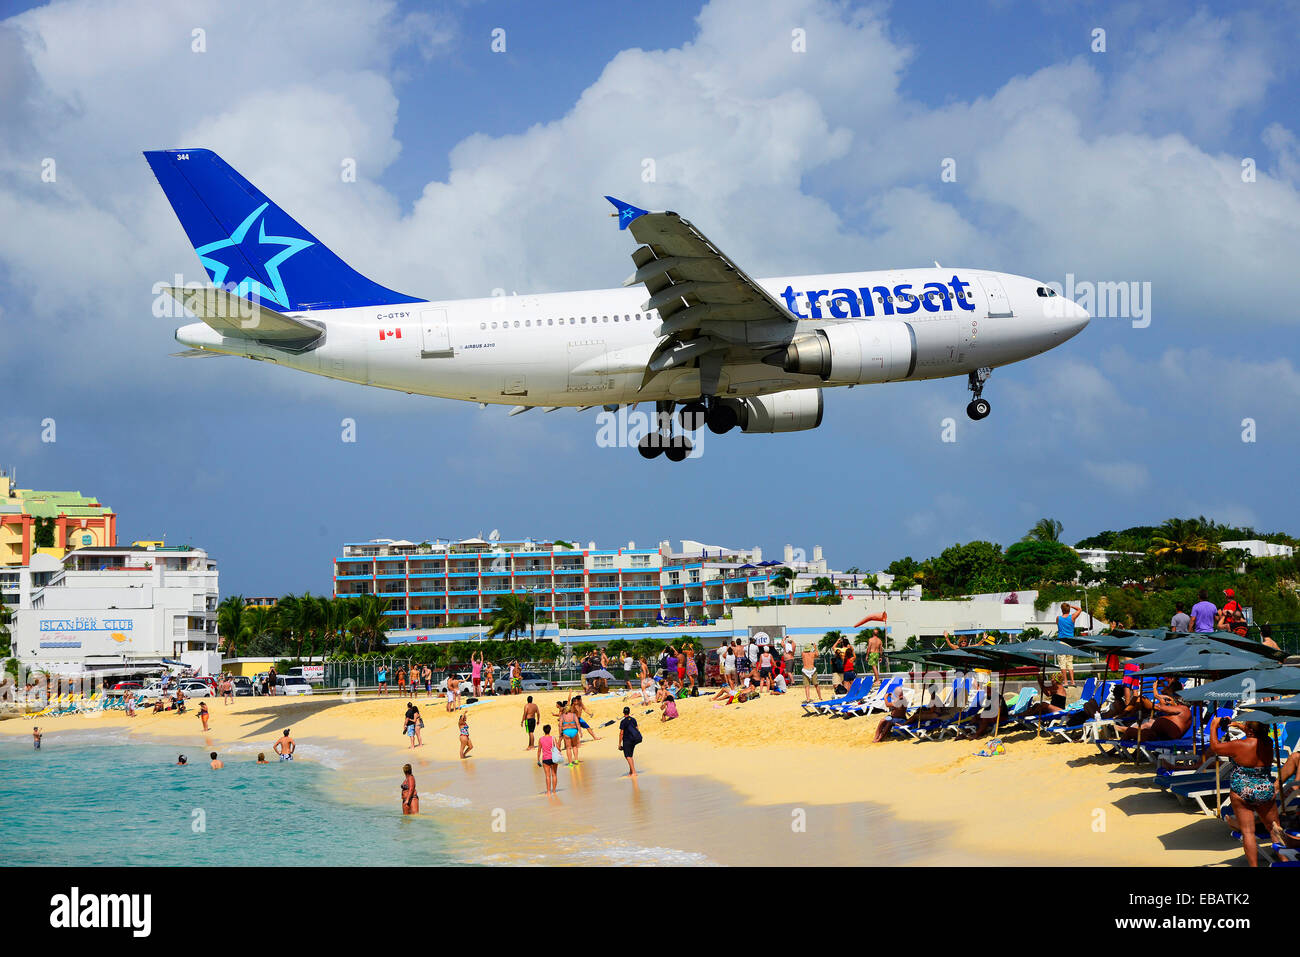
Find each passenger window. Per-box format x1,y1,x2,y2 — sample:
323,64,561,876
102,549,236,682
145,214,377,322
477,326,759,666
491,322,498,329
480,322,486,330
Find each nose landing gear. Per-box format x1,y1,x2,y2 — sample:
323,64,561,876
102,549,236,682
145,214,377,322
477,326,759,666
966,368,992,421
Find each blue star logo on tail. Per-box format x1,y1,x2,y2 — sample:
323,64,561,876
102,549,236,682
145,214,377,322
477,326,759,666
194,202,314,309
604,196,649,231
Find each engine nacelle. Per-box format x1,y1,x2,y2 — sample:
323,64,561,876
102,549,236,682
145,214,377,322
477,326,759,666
723,389,824,433
782,320,915,383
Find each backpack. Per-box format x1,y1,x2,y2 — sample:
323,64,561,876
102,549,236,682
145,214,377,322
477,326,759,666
625,720,642,745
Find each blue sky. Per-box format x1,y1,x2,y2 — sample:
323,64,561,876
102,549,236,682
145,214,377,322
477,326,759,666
1,0,1298,595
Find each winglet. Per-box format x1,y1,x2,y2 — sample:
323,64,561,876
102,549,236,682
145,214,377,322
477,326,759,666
605,196,649,230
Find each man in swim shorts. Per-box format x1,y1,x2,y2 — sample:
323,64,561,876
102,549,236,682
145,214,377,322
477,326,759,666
800,645,821,702
521,695,539,749
274,728,295,761
866,630,884,678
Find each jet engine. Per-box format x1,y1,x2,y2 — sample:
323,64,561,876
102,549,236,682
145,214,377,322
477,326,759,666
781,320,915,383
722,389,824,433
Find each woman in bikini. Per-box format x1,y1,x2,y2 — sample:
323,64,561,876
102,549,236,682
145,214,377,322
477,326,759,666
400,763,419,815
1209,715,1279,867
559,705,581,765
458,711,473,759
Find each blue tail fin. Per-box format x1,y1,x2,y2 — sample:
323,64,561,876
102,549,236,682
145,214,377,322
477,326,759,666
144,148,423,312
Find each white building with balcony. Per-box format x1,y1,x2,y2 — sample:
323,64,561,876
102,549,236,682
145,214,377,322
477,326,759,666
9,544,219,677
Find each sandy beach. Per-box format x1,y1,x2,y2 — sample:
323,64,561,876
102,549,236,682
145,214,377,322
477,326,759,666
1,687,1244,866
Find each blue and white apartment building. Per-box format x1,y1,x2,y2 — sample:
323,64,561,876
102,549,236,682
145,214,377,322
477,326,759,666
334,536,850,639
332,536,1070,649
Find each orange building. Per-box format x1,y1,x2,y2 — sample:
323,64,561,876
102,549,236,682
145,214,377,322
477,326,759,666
0,471,117,566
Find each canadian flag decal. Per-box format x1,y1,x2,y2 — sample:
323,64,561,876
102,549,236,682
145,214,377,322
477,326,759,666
379,328,402,340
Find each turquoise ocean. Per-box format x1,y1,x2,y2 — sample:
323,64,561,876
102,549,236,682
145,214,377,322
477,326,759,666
0,731,455,866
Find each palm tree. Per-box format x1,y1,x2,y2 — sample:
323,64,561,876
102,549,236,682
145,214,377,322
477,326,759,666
216,596,247,657
818,630,845,652
243,604,275,654
348,594,392,653
487,593,536,642
809,576,836,601
1024,518,1064,543
771,566,797,604
864,573,880,598
1149,518,1221,567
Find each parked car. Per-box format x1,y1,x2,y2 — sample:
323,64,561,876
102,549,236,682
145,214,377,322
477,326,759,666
275,675,313,696
230,676,254,697
177,679,212,698
110,681,142,692
492,671,553,694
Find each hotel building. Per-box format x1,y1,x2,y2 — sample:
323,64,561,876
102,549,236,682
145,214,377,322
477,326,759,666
10,543,220,677
0,470,117,567
333,536,871,637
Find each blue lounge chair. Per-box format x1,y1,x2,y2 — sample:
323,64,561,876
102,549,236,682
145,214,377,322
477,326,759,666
801,676,872,715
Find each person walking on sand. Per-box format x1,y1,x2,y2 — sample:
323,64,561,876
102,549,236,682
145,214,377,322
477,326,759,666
198,701,211,732
274,728,295,761
537,724,559,794
618,706,641,776
209,751,224,769
458,711,473,759
521,696,540,749
401,763,419,815
404,701,418,748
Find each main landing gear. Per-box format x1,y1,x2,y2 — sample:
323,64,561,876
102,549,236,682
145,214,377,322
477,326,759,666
966,368,992,421
636,397,736,461
638,400,695,462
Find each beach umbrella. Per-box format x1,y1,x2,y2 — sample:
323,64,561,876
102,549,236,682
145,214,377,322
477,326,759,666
963,645,1050,737
1193,630,1287,661
1182,667,1297,703
585,669,615,682
1133,648,1275,677
1006,638,1100,659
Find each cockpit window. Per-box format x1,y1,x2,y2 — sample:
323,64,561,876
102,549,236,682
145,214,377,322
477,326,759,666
1035,286,1058,297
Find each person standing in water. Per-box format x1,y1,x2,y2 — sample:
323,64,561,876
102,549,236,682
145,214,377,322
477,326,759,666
209,751,224,769
458,711,473,759
401,763,419,815
32,726,41,750
521,696,540,749
274,728,295,761
618,706,641,776
536,724,559,794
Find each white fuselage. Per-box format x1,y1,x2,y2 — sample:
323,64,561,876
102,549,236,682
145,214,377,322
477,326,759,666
175,267,1089,407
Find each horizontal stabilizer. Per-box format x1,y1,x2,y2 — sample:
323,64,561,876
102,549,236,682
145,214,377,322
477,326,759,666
164,285,322,349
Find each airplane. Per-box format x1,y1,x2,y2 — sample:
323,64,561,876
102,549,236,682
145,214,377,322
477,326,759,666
144,148,1090,462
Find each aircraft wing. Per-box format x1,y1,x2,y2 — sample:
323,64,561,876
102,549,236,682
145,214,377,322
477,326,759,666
163,285,323,350
606,197,797,391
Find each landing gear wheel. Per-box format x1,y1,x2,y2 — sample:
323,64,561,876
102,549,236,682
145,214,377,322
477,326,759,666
637,433,665,459
966,399,990,421
664,436,692,462
705,402,738,435
679,402,707,432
